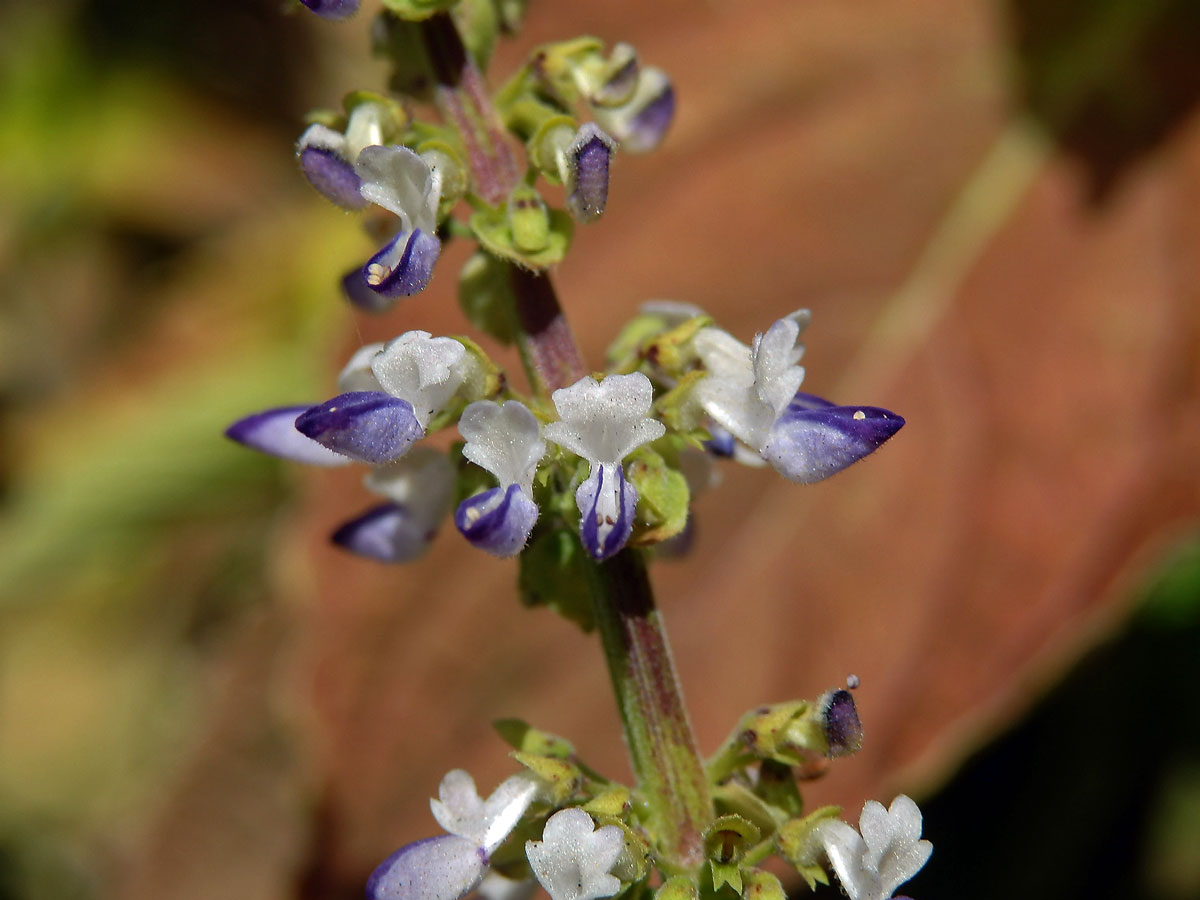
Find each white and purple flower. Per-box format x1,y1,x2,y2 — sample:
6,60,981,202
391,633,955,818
694,313,903,482
455,400,547,557
543,373,665,561
368,770,544,900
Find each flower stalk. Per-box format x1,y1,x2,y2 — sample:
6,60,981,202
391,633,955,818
584,548,712,871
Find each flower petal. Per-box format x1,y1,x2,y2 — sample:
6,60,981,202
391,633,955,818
367,835,488,900
356,144,441,233
330,502,437,563
459,400,546,493
455,484,539,558
224,406,351,467
760,405,904,483
295,391,423,464
576,463,637,561
370,331,472,429
296,124,367,209
526,808,623,900
364,228,442,299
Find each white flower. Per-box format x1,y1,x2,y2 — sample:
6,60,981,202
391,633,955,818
367,769,545,900
525,807,624,900
819,795,932,900
693,311,809,452
356,144,442,238
459,400,546,496
543,373,665,560
431,769,544,855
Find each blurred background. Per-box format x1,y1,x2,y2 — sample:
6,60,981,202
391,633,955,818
2,0,1200,898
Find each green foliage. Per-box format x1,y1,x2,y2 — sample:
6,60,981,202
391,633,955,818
518,527,595,631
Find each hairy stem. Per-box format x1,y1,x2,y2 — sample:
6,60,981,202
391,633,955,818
586,550,713,871
508,266,587,393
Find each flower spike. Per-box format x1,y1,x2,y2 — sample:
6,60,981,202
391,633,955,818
526,808,623,900
455,400,546,557
543,373,665,560
819,796,932,900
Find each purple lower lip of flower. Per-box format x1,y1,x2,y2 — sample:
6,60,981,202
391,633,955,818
760,404,904,484
331,502,436,563
455,484,539,558
341,265,394,312
577,463,637,561
224,405,350,466
367,834,489,900
821,688,864,757
295,391,423,464
364,228,441,298
299,0,360,20
298,145,367,210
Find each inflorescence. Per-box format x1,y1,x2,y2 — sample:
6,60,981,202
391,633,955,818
227,2,927,899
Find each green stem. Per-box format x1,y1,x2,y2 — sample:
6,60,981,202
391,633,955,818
585,550,713,872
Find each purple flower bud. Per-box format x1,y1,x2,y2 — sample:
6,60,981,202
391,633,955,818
367,834,488,900
224,405,350,467
296,125,368,209
364,228,441,298
577,463,637,561
331,502,438,563
299,0,360,20
760,403,904,484
820,688,864,757
565,125,616,223
295,391,423,464
454,484,539,558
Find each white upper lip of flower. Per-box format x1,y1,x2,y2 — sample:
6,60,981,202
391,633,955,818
430,769,544,856
525,807,624,900
543,372,665,466
819,795,932,900
693,311,809,450
369,331,474,429
458,400,547,495
355,144,442,235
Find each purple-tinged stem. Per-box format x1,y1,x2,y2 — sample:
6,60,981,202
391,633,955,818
508,267,587,393
421,13,520,204
585,550,712,872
